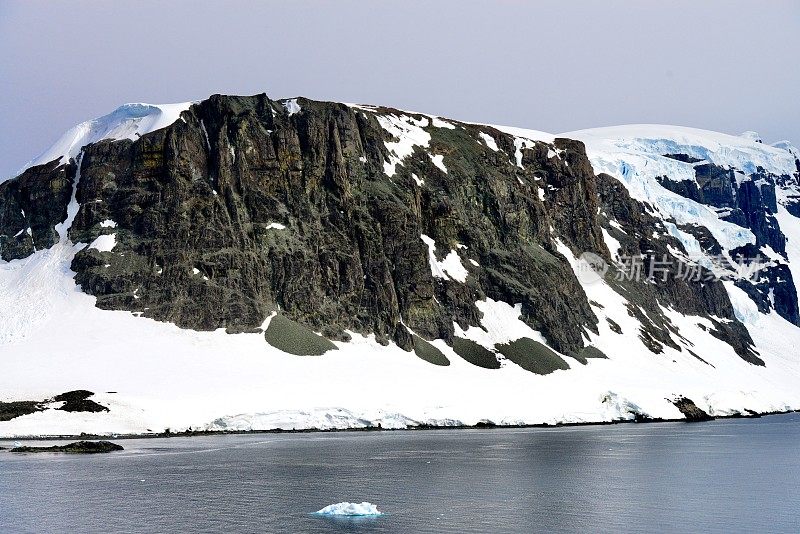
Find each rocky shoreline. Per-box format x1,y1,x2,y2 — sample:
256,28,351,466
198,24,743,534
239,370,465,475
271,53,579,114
6,440,123,453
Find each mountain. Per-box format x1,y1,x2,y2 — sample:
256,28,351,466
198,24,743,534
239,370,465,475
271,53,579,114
1,94,799,437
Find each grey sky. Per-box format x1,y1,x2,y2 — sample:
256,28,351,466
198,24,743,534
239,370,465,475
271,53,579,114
1,0,798,178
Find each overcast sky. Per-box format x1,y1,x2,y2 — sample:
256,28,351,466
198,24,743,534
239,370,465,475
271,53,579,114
1,0,798,178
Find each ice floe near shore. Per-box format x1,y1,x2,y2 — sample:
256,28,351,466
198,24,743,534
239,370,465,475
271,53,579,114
315,502,383,517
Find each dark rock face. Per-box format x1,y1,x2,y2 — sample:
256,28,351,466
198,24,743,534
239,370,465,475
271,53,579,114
0,94,763,365
10,441,123,454
0,159,75,260
0,391,109,420
0,400,44,421
671,396,714,422
54,390,109,413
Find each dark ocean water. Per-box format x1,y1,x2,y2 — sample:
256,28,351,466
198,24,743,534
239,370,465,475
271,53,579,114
1,414,799,533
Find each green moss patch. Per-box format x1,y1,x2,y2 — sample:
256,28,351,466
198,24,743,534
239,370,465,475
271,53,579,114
579,345,608,361
495,337,570,375
413,335,450,366
452,337,500,369
264,314,338,356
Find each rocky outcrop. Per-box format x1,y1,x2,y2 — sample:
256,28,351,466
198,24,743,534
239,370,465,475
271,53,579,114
0,159,75,260
0,391,108,421
9,441,123,454
671,396,714,422
54,390,109,413
0,400,44,421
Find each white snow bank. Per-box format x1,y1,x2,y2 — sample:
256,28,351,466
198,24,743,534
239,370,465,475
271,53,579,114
17,102,192,177
266,222,286,230
209,408,418,432
315,502,382,517
88,234,117,252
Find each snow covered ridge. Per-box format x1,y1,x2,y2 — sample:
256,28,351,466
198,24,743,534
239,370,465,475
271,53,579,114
16,102,193,178
562,124,798,177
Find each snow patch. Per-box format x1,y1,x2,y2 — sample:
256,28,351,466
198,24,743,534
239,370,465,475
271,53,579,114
283,99,301,116
478,132,499,151
88,234,116,253
376,114,431,177
420,235,468,282
431,117,455,129
99,219,117,229
54,153,84,242
266,222,286,230
429,154,447,173
601,228,621,258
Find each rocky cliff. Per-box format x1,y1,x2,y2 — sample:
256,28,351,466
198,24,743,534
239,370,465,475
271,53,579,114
1,95,799,435
0,94,769,363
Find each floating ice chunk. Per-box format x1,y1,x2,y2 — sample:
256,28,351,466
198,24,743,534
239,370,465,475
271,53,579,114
315,502,382,517
88,233,116,252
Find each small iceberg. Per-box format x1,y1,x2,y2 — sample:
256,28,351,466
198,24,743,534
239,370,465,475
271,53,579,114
315,502,383,517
